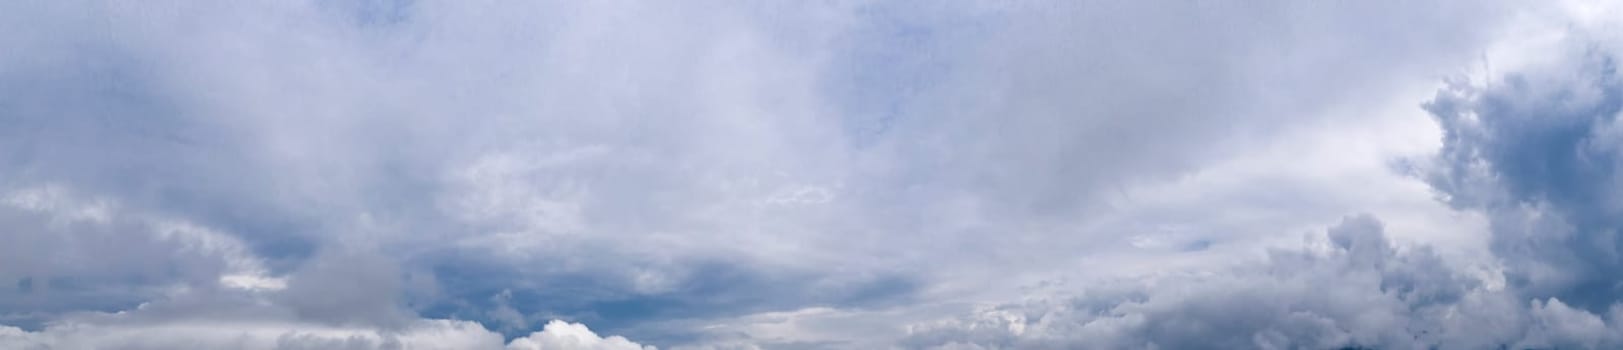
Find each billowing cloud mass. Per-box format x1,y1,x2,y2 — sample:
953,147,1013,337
900,215,1623,349
508,321,654,350
1423,39,1623,313
4,0,1623,349
900,5,1623,349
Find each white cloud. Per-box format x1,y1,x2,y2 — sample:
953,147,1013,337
508,321,655,350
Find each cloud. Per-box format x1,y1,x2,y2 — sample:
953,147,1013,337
0,0,867,343
899,9,1623,349
0,317,651,350
1420,32,1623,312
0,183,655,349
0,304,652,350
0,319,505,350
0,185,279,328
899,215,1623,349
3,0,1617,348
507,320,655,350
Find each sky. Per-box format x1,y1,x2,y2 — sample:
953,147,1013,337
3,1,1623,349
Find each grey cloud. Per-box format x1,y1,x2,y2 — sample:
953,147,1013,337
823,0,1524,292
852,0,1512,216
1,0,865,341
0,0,1598,348
903,24,1623,350
900,215,1623,349
1421,36,1623,312
0,185,271,329
274,249,413,328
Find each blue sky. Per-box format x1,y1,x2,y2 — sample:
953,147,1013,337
4,1,1623,349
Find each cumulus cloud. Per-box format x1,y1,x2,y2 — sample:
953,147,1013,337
1421,31,1623,312
507,320,655,350
900,215,1623,349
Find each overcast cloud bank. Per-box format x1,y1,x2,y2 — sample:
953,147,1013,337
4,0,1623,349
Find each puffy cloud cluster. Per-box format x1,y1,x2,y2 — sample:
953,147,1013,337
901,216,1623,349
1423,36,1623,312
508,321,654,350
